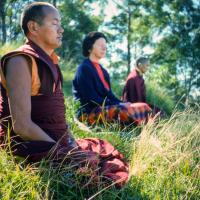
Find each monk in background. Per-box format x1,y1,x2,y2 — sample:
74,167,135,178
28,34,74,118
122,57,165,117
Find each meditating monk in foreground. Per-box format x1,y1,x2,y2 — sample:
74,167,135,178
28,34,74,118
0,2,129,187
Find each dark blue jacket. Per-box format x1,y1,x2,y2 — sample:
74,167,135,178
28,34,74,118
72,58,121,114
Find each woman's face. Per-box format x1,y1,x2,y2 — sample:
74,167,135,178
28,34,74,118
90,37,107,59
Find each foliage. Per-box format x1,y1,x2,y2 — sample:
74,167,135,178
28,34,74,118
0,0,102,62
59,58,77,96
146,81,175,115
101,0,200,104
0,41,22,58
58,0,102,62
144,0,200,103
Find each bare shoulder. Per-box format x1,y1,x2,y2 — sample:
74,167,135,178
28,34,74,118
6,54,31,68
5,55,32,76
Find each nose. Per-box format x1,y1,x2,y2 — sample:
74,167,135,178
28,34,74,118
59,25,64,33
102,46,106,51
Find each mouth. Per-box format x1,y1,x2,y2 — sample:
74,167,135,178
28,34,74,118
57,36,62,41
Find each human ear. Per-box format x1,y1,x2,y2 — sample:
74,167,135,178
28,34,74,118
138,63,142,68
27,21,39,35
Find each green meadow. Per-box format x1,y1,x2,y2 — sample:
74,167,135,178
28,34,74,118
0,43,199,200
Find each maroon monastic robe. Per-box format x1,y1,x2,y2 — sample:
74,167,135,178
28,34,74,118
0,40,73,156
122,69,166,118
122,69,146,103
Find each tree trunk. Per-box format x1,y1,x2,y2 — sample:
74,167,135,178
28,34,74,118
53,0,57,7
127,8,131,75
0,0,7,44
9,15,12,40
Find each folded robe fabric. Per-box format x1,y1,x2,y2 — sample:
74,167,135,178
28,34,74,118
18,138,129,187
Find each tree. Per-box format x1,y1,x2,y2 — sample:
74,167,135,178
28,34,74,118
102,0,200,103
103,0,153,75
0,0,7,44
146,0,200,103
0,0,102,64
0,0,34,44
57,0,102,62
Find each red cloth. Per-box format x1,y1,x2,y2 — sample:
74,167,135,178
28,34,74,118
76,138,129,187
27,138,129,187
92,62,110,91
122,69,146,103
122,69,166,118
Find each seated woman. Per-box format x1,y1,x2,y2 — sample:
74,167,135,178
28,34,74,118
72,31,151,125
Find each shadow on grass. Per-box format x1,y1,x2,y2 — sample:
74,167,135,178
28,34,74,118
37,161,150,200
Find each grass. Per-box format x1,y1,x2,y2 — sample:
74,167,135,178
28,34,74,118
0,43,199,199
0,42,23,58
130,109,200,199
146,81,175,115
0,100,199,200
0,150,47,199
59,59,77,96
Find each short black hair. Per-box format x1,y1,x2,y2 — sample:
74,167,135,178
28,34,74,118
21,2,55,36
82,31,107,57
136,56,149,67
